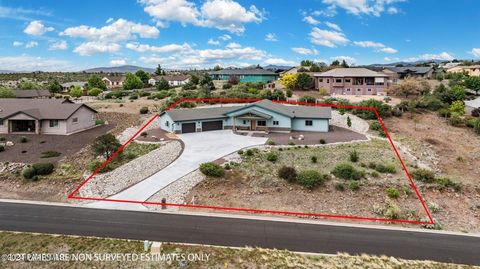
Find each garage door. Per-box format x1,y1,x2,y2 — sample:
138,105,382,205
202,120,223,131
181,123,196,133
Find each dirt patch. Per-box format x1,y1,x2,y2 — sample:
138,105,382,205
97,112,141,136
84,97,163,114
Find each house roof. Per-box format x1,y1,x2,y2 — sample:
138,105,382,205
314,68,388,77
209,69,278,76
15,89,51,98
0,98,97,120
102,76,125,82
162,99,331,122
384,66,433,74
61,81,87,88
151,75,190,82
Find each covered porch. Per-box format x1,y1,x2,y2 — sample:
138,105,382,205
232,110,271,133
9,119,39,134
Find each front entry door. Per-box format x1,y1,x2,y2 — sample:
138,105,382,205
250,120,256,130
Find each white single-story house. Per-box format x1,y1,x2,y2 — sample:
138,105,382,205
148,75,190,87
159,99,331,134
0,99,97,135
61,81,88,92
102,76,125,89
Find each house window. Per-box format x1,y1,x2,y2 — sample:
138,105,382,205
346,88,351,91
345,79,351,83
305,120,313,126
327,79,330,83
72,117,78,124
273,121,279,126
357,89,361,92
49,120,59,128
368,89,372,92
257,120,266,126
335,79,342,83
166,121,170,127
319,79,323,83
0,119,3,126
243,120,247,124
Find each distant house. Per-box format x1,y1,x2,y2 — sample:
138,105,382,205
0,99,97,135
102,76,125,89
148,75,190,87
15,89,51,99
382,67,434,82
209,69,279,83
447,65,480,76
314,68,389,95
61,82,87,93
159,99,331,134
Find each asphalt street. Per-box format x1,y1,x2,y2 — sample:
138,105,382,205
0,202,479,265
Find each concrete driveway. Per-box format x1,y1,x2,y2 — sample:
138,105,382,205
89,130,267,210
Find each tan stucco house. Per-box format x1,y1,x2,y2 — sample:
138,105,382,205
447,65,480,76
314,68,389,95
102,76,125,89
0,99,97,135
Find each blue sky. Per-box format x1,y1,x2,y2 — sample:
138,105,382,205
0,0,479,71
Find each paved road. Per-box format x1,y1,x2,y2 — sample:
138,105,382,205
1,202,479,265
90,130,267,210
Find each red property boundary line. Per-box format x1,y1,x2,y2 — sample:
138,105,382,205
68,97,434,226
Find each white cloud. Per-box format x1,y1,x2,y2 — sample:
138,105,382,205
48,40,68,50
292,47,318,55
309,27,349,47
384,57,399,62
264,58,296,66
24,20,54,36
322,0,405,17
61,18,159,42
226,42,241,49
325,22,341,31
139,56,176,64
354,40,397,53
208,38,220,45
13,41,23,47
106,17,114,23
219,34,231,41
125,42,192,53
330,55,356,64
303,16,320,25
380,47,398,54
470,48,480,58
139,0,264,34
110,59,127,65
265,33,278,42
73,42,121,56
25,41,38,48
405,52,454,62
198,46,266,60
312,6,337,17
0,55,73,72
0,6,52,21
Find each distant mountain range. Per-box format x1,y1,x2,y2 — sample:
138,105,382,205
0,70,19,74
263,64,294,70
368,59,447,67
82,65,155,73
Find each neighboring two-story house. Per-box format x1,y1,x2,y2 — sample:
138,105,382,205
314,68,389,95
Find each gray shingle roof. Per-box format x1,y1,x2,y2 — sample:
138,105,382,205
61,81,87,88
384,66,433,74
163,99,331,122
0,98,96,120
209,69,278,76
15,90,51,98
314,68,388,77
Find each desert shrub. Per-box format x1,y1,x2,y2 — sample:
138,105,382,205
386,187,400,198
384,200,401,219
332,163,364,180
199,162,225,177
436,177,461,191
353,99,392,120
448,114,464,126
266,152,278,162
411,168,436,183
40,151,61,158
0,145,4,152
369,121,382,131
139,106,149,114
245,149,254,156
95,119,105,125
140,131,148,137
335,182,345,191
224,163,231,170
349,181,360,191
349,150,359,162
20,136,28,143
465,118,477,128
310,156,317,163
278,166,297,183
319,139,326,144
0,136,5,141
298,95,316,103
237,149,244,155
437,108,451,118
88,88,102,96
288,141,295,145
374,163,396,174
22,167,36,179
87,160,114,173
297,170,326,189
32,163,54,175
472,118,480,134
266,139,276,145
370,171,380,178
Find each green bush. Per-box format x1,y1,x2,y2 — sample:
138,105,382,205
266,152,278,162
140,131,148,137
40,151,61,158
266,139,276,145
297,170,326,190
411,168,436,183
288,141,295,146
310,156,317,163
88,88,102,96
319,139,326,144
349,150,359,162
245,149,254,156
335,182,345,191
369,121,382,131
0,145,4,152
0,136,5,141
95,119,105,125
436,177,461,191
332,163,364,180
139,106,149,114
199,162,225,177
386,187,400,198
237,149,244,155
278,166,297,183
20,136,28,143
32,163,54,175
374,163,396,174
22,167,36,179
349,181,360,191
